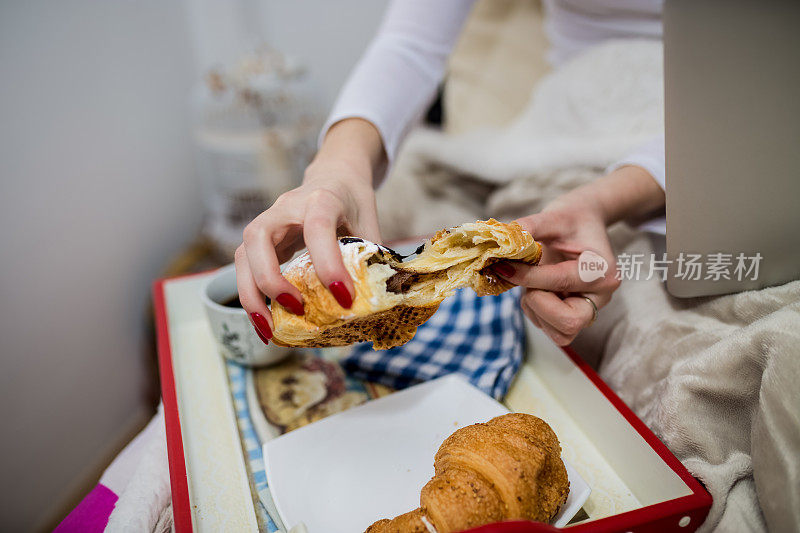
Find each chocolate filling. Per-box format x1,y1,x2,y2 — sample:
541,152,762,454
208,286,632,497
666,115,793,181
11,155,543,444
380,245,405,262
365,249,436,294
340,237,405,261
386,270,421,294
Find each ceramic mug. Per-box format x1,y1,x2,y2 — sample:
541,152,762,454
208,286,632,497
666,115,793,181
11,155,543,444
201,263,290,367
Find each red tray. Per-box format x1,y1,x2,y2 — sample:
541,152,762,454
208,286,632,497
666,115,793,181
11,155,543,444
154,272,711,532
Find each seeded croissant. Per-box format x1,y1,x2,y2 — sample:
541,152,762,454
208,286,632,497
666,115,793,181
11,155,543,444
271,219,541,349
366,413,570,533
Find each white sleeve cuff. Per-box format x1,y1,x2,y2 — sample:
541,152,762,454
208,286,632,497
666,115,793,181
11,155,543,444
606,136,666,234
317,38,450,167
606,135,666,190
318,0,475,182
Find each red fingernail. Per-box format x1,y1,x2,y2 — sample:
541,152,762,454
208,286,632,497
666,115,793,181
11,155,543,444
254,327,270,345
276,293,304,315
250,313,272,344
492,262,515,278
328,281,353,309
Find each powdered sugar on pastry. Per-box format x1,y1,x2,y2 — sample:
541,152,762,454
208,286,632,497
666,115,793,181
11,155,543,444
282,239,381,279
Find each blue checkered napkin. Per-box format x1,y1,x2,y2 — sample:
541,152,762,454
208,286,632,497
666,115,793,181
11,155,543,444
227,363,281,531
342,287,526,400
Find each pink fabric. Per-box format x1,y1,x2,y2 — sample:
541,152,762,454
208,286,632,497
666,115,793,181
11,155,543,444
54,483,117,533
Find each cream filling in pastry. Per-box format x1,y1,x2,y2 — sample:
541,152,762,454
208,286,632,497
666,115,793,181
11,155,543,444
270,219,540,350
359,220,537,309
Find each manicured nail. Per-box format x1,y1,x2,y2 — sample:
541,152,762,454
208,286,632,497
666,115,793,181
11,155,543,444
250,313,272,344
328,281,353,309
254,327,270,345
492,262,515,278
276,293,304,315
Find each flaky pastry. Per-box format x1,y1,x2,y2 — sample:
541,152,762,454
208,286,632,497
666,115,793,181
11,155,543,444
366,413,570,533
271,219,541,349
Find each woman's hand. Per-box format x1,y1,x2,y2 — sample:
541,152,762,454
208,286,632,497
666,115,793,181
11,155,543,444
493,198,620,346
492,166,665,345
235,118,386,344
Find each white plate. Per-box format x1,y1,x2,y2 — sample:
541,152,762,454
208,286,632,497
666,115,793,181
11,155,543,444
263,374,590,532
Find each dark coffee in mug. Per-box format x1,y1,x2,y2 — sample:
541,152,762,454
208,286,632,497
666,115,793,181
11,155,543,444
221,295,244,308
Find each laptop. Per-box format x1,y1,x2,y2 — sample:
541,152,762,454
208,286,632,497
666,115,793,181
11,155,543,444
663,0,800,297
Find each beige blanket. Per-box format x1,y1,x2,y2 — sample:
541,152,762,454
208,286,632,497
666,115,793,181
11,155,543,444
377,40,800,532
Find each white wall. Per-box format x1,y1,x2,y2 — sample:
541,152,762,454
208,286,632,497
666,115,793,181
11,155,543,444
0,1,388,531
182,0,390,109
257,0,390,109
0,2,200,531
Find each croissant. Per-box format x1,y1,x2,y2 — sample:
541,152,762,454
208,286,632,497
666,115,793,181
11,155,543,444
271,219,541,349
366,413,569,533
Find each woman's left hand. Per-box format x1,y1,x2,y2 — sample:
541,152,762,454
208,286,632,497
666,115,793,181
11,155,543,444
492,166,665,345
492,194,620,346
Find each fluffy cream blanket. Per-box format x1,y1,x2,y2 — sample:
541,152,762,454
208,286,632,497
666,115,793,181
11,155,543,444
377,40,800,532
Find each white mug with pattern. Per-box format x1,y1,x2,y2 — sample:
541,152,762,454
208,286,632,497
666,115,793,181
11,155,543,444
202,264,291,367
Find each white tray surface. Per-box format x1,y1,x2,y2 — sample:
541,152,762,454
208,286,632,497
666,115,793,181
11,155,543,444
162,272,693,530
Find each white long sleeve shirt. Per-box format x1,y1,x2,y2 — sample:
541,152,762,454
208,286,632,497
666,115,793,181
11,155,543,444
322,0,666,224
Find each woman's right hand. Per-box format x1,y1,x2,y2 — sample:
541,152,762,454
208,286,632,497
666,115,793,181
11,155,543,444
235,118,386,344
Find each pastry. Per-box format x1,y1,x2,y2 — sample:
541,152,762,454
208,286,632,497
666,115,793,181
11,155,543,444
253,352,366,431
271,219,541,349
366,413,570,533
